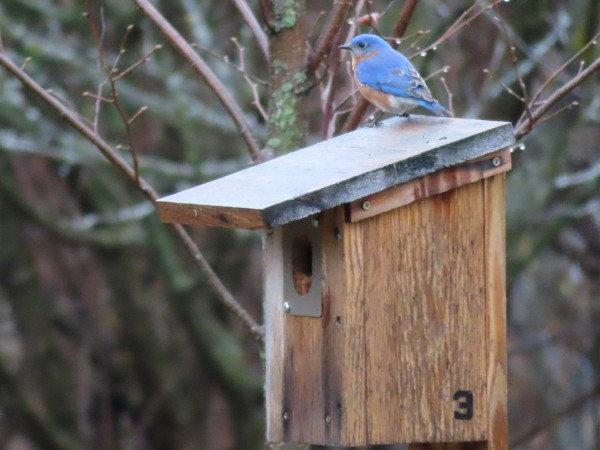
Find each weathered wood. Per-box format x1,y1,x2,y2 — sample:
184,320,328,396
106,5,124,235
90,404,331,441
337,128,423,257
266,178,511,446
409,443,487,450
264,228,286,443
483,175,508,450
348,148,511,222
157,116,515,229
363,181,487,443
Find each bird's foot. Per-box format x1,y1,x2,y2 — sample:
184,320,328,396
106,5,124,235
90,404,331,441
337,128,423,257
361,119,384,128
362,110,385,128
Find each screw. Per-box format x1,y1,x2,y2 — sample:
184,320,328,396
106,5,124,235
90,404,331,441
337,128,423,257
312,218,319,228
283,411,289,421
283,302,291,314
335,229,342,240
361,200,371,211
492,156,502,167
325,415,331,424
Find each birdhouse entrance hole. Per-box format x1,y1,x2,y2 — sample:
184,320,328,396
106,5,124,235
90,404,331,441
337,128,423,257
282,217,323,317
291,233,312,295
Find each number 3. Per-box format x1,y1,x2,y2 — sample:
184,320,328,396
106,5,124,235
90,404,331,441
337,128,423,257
453,390,473,420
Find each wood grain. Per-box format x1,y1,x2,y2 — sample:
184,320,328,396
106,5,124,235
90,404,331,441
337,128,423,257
483,175,508,450
363,181,487,443
265,176,509,446
157,116,515,229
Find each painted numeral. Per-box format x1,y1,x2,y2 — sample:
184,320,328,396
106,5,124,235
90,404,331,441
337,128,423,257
453,390,473,420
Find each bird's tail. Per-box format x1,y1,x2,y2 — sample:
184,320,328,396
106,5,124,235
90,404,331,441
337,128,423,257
424,101,451,117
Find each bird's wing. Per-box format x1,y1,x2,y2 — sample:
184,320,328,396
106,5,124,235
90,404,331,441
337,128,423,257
356,50,435,103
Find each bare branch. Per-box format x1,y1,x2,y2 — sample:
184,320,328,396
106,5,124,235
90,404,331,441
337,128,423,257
410,0,506,59
131,0,263,163
530,30,600,106
233,0,269,60
307,0,352,76
389,0,419,49
440,76,454,117
0,51,265,343
514,55,600,140
231,37,268,121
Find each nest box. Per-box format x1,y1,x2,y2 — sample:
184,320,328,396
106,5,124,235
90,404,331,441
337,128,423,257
157,116,515,448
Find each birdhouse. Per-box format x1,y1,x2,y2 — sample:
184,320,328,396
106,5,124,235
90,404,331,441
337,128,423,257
157,116,515,448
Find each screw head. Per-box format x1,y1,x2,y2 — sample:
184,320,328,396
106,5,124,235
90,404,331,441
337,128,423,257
282,411,289,421
361,200,371,211
312,218,319,228
283,301,291,314
492,156,502,167
335,230,342,240
325,415,331,424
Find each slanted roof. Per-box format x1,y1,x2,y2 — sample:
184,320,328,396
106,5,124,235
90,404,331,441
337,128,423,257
157,116,515,229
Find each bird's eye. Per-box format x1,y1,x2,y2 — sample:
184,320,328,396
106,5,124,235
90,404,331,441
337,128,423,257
358,42,367,49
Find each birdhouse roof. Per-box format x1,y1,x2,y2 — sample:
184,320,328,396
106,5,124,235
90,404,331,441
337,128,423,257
157,116,515,229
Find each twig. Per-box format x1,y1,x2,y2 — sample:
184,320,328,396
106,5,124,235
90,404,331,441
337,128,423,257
530,100,579,129
529,30,600,106
440,76,453,116
232,0,269,60
514,55,600,140
191,43,267,85
231,37,268,121
306,0,352,76
0,51,265,343
494,12,533,138
131,0,263,163
410,0,506,59
483,68,524,101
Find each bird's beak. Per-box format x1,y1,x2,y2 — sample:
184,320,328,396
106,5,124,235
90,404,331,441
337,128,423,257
339,43,352,51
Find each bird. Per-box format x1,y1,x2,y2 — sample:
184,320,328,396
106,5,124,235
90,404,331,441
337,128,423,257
339,34,451,122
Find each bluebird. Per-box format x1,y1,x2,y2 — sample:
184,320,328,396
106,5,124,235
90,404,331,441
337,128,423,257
339,34,451,120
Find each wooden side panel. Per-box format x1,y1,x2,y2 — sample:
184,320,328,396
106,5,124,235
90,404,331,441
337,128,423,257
264,229,286,442
321,207,367,445
483,175,508,450
363,181,488,443
409,443,487,450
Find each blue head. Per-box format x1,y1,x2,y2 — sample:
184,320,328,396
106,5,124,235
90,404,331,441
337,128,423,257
339,34,392,57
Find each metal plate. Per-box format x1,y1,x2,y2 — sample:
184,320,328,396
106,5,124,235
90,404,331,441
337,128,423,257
282,217,322,317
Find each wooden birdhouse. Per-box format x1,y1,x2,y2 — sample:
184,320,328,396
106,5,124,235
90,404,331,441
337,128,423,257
157,116,515,449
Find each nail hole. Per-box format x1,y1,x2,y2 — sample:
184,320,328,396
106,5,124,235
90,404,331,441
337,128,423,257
335,316,341,325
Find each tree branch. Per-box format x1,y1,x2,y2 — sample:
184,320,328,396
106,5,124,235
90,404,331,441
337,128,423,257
514,55,600,140
130,0,263,163
0,51,264,343
306,0,352,76
233,0,270,60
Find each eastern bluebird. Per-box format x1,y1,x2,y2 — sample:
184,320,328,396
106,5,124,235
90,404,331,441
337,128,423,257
339,34,451,118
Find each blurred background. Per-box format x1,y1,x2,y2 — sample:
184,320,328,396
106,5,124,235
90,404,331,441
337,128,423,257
0,0,599,449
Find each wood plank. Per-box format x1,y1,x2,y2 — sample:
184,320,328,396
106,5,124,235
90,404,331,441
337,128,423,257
321,206,367,445
363,181,488,443
157,116,515,229
409,442,487,450
483,175,509,450
264,228,286,442
348,149,511,222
